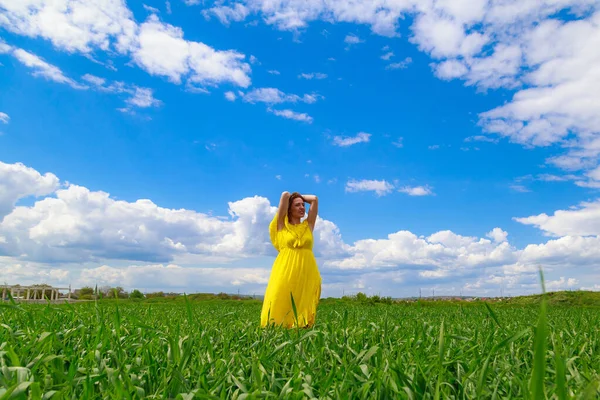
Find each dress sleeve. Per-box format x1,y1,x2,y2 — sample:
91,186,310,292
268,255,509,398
269,213,280,252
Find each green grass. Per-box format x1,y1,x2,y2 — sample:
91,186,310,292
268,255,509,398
1,299,599,399
502,290,600,307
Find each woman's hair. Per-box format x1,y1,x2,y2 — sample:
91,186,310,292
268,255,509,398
288,192,306,219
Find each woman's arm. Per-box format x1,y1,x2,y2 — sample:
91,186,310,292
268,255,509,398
303,194,318,231
277,191,290,231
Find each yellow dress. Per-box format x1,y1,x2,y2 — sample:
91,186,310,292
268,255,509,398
260,214,322,328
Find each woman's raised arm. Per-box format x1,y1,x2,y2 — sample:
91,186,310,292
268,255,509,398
303,194,318,232
277,191,290,231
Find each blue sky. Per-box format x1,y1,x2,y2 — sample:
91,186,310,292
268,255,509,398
1,0,600,297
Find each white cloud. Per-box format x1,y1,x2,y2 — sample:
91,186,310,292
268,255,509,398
464,135,499,143
0,161,60,220
299,72,327,79
202,3,249,25
0,38,11,53
486,228,508,243
345,179,394,197
0,186,274,263
327,229,516,271
12,49,85,89
0,112,9,124
131,16,190,83
476,11,600,174
0,0,137,54
267,70,280,75
0,1,252,91
510,185,531,193
242,87,319,104
386,57,412,70
344,34,363,45
515,199,600,237
587,166,600,181
0,161,347,265
381,51,394,60
538,174,579,182
0,258,71,286
81,74,106,86
392,137,403,148
3,160,600,296
301,93,322,104
143,4,160,13
126,87,162,108
81,264,271,290
132,15,251,88
434,59,469,80
411,13,487,59
225,91,237,101
398,185,434,196
268,108,313,123
332,132,371,147
82,74,161,109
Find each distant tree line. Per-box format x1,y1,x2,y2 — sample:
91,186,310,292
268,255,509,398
71,287,257,302
341,292,394,305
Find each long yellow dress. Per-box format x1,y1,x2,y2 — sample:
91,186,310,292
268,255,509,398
260,213,322,328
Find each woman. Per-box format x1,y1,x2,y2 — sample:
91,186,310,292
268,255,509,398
260,191,322,328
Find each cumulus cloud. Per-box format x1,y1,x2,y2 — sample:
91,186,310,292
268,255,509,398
381,51,394,60
386,57,412,70
487,228,508,243
332,132,371,147
78,263,270,290
202,3,250,25
0,112,9,124
0,0,137,54
0,3,252,90
344,34,363,44
242,87,320,104
344,179,433,197
0,186,274,263
398,185,434,196
515,199,600,237
267,108,313,123
0,161,60,220
345,179,394,196
2,160,600,296
326,229,517,272
0,162,346,265
132,15,251,88
224,91,237,101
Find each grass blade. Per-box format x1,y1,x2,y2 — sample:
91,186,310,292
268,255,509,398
529,266,548,399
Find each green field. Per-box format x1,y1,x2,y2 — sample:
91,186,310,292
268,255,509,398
1,296,599,399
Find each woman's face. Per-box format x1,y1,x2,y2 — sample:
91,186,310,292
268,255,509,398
290,197,306,219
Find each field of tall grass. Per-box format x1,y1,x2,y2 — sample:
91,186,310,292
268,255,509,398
1,289,599,399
